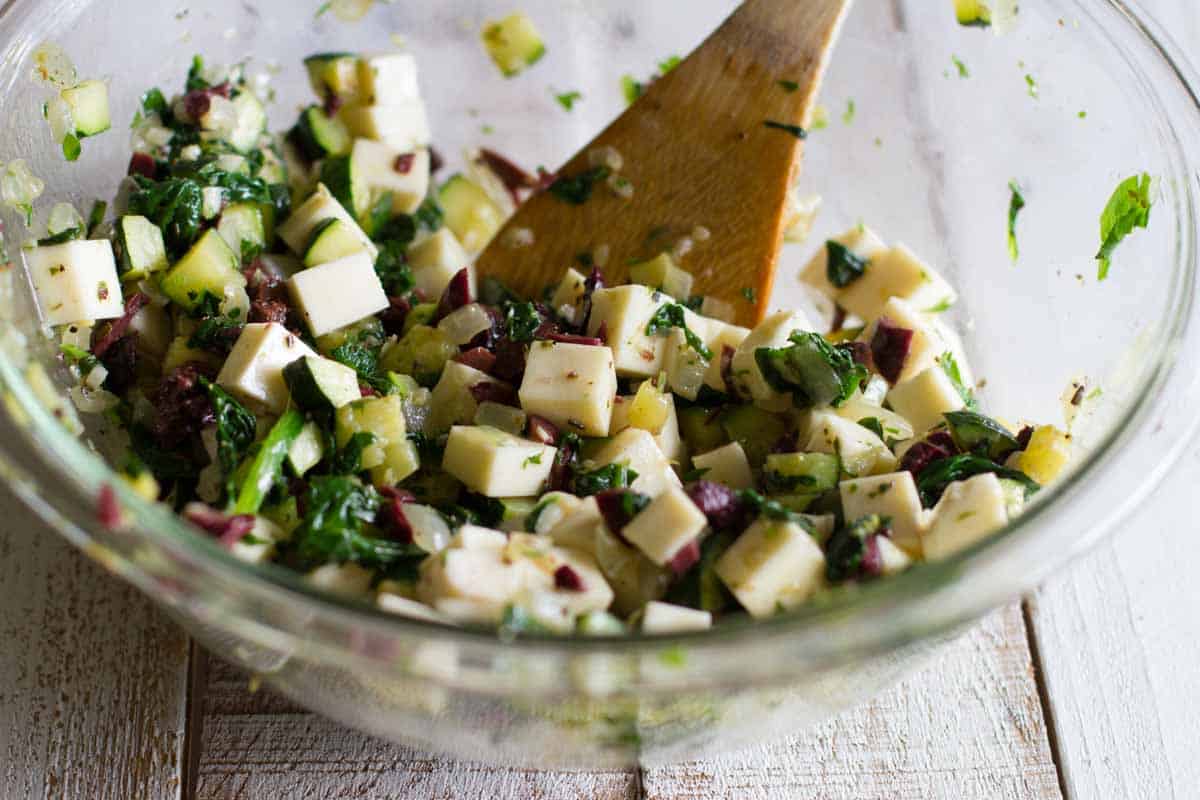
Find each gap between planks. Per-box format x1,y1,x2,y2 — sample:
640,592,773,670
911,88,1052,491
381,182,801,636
190,603,1060,800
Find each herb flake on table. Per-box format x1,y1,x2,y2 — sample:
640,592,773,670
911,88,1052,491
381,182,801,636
553,89,581,111
952,55,970,78
1096,172,1153,281
1007,180,1025,262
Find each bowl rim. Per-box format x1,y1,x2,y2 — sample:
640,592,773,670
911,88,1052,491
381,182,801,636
1,0,1199,674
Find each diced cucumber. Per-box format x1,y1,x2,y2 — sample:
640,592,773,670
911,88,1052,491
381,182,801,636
289,105,352,161
61,80,111,137
954,0,991,26
256,146,289,185
720,405,788,468
665,531,735,613
480,12,547,77
162,336,222,374
629,253,694,300
217,203,266,263
288,421,326,477
114,215,168,279
159,229,245,311
379,325,457,386
402,302,438,334
321,155,370,221
232,410,305,515
677,406,728,455
763,452,840,493
315,317,384,356
227,91,268,153
765,494,816,513
303,218,364,267
336,395,420,487
944,410,1020,461
303,53,361,101
283,355,362,412
438,174,505,253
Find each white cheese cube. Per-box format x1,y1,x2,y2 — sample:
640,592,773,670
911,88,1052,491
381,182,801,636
586,285,667,378
803,409,898,477
352,139,430,215
342,100,431,152
277,183,377,260
610,391,686,464
229,517,286,565
442,425,556,497
867,296,946,384
357,53,422,105
702,320,750,394
287,251,389,337
551,267,588,326
591,428,681,498
519,341,617,437
731,310,814,411
420,547,525,624
834,388,915,444
799,224,888,301
454,523,509,551
546,496,604,555
640,601,712,634
26,240,124,326
217,322,317,412
621,487,707,567
887,365,966,433
408,228,471,299
715,518,826,618
839,472,928,556
838,244,958,324
377,593,450,624
874,536,914,576
429,361,511,435
691,442,755,490
306,562,374,597
922,473,1009,559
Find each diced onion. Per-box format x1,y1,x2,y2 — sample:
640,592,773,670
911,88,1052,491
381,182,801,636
783,192,822,244
437,303,492,346
200,96,238,136
1,160,46,216
31,43,77,88
404,503,452,554
861,374,889,406
402,387,432,433
666,328,708,400
202,186,226,219
331,0,373,22
44,96,74,144
588,146,624,172
47,202,83,236
84,363,108,391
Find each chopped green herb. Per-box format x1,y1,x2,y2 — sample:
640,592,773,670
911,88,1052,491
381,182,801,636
938,352,978,410
523,452,543,468
763,120,807,139
201,378,256,478
1007,180,1025,262
952,55,970,78
842,99,856,125
60,343,99,375
810,105,829,131
738,489,815,530
645,303,713,359
573,463,638,497
548,166,611,205
553,89,582,111
62,134,82,162
858,417,885,440
331,432,377,475
825,240,869,288
620,74,643,105
291,476,421,569
1096,173,1153,281
658,55,682,74
925,297,955,314
741,286,757,304
916,455,1039,507
1025,74,1038,98
778,80,800,92
681,467,710,482
944,410,1021,461
505,301,543,343
826,514,890,582
755,331,868,409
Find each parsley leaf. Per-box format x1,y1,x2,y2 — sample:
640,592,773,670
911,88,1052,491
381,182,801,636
1007,180,1025,262
574,463,639,497
553,90,582,111
331,432,377,475
825,240,869,287
755,331,867,409
60,343,99,375
763,120,807,139
938,351,978,410
505,301,543,343
645,303,712,359
373,240,415,295
1096,173,1153,281
548,166,611,205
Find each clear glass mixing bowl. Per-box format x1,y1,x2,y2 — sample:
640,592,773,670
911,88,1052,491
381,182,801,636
1,0,1198,767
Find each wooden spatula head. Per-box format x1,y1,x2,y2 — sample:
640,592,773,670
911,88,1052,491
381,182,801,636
474,0,853,327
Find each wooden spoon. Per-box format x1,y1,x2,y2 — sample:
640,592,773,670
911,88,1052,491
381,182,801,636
474,0,854,328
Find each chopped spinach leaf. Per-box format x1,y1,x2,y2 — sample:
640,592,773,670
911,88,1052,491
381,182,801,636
548,166,611,205
373,240,415,295
825,240,869,288
825,514,890,582
291,476,419,569
574,463,638,497
1096,173,1153,280
952,55,970,78
505,301,542,343
944,410,1021,461
916,455,1039,507
38,227,83,246
62,134,82,162
332,432,377,475
127,176,205,257
938,351,978,410
763,120,807,139
755,331,868,409
737,489,815,531
645,303,712,359
200,378,256,476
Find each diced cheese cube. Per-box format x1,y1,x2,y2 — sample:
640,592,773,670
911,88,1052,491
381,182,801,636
702,320,750,394
839,471,928,556
838,243,958,324
341,100,431,152
715,518,826,618
287,251,389,337
867,296,946,384
610,391,686,464
873,536,914,576
551,267,588,325
921,473,1009,559
591,428,681,498
640,601,712,634
454,524,509,551
799,224,889,300
277,183,377,260
377,593,449,624
429,361,511,435
408,228,471,299
887,365,966,433
357,53,422,105
420,546,525,624
352,139,430,215
442,425,556,497
217,322,317,412
586,285,667,378
731,310,814,411
546,496,604,554
26,240,124,326
307,562,374,597
802,409,897,476
692,442,755,490
621,487,707,567
834,388,915,443
519,341,617,437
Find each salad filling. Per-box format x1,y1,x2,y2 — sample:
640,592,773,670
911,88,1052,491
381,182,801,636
20,44,1072,637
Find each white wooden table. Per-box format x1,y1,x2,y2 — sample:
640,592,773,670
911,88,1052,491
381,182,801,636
4,2,1199,797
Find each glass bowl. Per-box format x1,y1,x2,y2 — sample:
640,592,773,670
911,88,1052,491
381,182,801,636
1,0,1198,767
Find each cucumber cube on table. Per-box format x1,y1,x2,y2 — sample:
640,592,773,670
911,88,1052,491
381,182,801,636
216,322,318,413
408,228,472,299
442,425,557,498
715,518,827,618
25,239,123,326
839,471,928,557
287,250,389,337
518,341,617,438
480,12,547,78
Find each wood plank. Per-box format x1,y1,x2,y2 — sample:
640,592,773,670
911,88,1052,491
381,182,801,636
0,480,191,800
195,657,637,800
195,605,1057,800
1025,453,1200,800
642,605,1061,800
